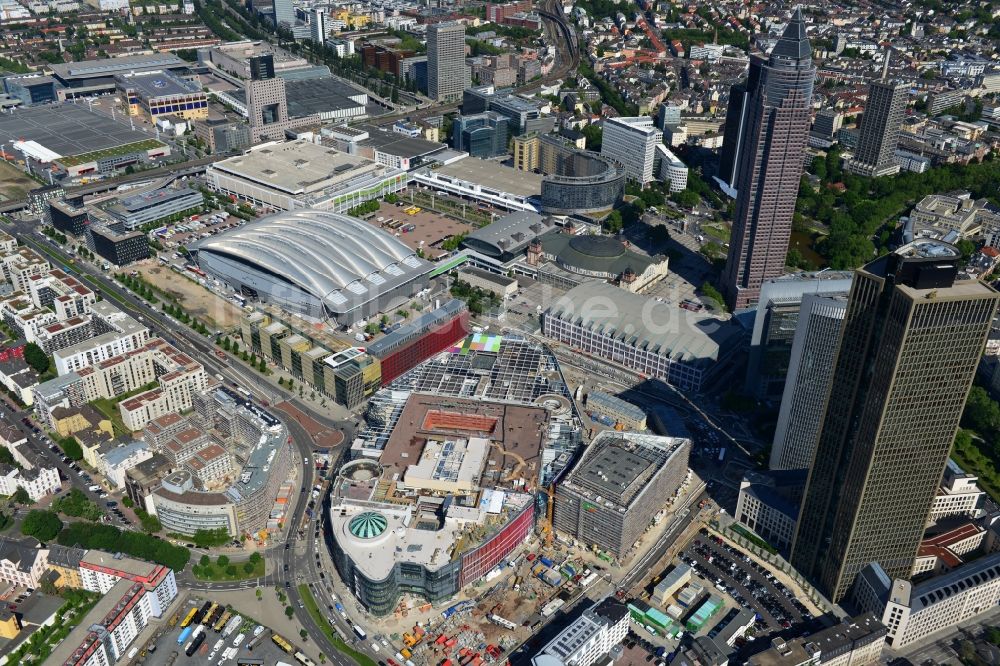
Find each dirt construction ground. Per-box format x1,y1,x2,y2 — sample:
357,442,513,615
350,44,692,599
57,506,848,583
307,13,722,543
137,261,244,330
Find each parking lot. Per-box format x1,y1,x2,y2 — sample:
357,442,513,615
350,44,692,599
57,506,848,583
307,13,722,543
680,528,810,633
158,210,245,250
136,602,293,666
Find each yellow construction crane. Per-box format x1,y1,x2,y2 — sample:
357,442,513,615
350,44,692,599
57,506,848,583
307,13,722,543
537,484,556,549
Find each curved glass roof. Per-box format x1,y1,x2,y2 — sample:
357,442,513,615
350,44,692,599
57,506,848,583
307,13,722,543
349,512,388,539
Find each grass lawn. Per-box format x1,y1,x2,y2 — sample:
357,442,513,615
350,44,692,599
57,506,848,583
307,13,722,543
297,584,377,666
90,397,129,436
193,558,264,581
953,432,1000,502
702,222,731,243
58,139,166,167
0,160,40,202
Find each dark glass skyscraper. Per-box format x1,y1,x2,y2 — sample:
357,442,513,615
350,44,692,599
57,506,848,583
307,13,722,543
716,60,761,197
721,9,816,311
847,53,907,177
791,240,999,602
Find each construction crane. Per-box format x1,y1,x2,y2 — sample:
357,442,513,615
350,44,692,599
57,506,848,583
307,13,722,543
537,484,556,549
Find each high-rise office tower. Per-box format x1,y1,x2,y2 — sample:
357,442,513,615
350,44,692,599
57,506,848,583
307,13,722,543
744,271,853,399
847,52,907,177
428,22,470,102
715,60,761,198
769,292,848,470
246,54,289,142
601,116,662,185
272,0,294,28
791,240,999,602
720,9,816,311
311,8,328,45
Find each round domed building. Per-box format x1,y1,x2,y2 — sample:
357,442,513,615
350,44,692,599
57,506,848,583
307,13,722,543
534,233,669,292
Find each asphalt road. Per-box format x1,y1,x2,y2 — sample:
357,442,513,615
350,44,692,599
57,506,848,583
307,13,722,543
9,221,372,663
0,398,117,522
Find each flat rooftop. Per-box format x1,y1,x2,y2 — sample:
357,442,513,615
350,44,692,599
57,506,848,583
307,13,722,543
0,104,153,159
230,76,366,116
116,70,201,98
561,431,690,510
380,393,547,490
80,550,158,579
434,157,543,198
50,53,184,81
358,123,445,159
211,140,381,195
328,492,533,580
115,185,200,212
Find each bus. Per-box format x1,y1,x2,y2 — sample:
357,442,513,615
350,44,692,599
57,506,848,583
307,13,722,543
202,603,219,626
353,625,367,640
294,652,317,666
246,628,269,651
179,608,198,628
193,601,212,625
213,609,232,633
272,633,294,653
185,632,206,657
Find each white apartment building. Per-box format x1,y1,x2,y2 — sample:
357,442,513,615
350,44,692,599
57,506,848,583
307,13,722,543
0,246,49,293
654,144,689,193
50,579,155,666
53,303,150,375
601,116,662,185
79,550,178,618
184,443,233,486
0,464,60,501
0,536,49,588
71,337,206,432
532,597,629,666
857,553,1000,650
100,441,154,489
930,460,984,523
26,269,95,319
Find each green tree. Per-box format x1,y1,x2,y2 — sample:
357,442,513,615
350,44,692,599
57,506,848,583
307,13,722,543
249,551,262,564
285,605,295,618
199,554,210,567
243,561,255,574
700,282,727,311
139,513,162,534
603,210,623,233
60,437,83,461
23,343,49,374
670,189,700,208
11,486,32,506
956,238,976,262
20,510,62,541
122,497,134,509
225,565,237,576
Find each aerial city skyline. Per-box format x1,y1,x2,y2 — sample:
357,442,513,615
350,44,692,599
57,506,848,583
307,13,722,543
0,1,998,665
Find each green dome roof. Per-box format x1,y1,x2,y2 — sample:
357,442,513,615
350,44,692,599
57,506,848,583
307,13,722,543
349,512,388,539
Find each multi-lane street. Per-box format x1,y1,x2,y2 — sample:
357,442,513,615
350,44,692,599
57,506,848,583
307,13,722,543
4,215,739,666
6,219,374,662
